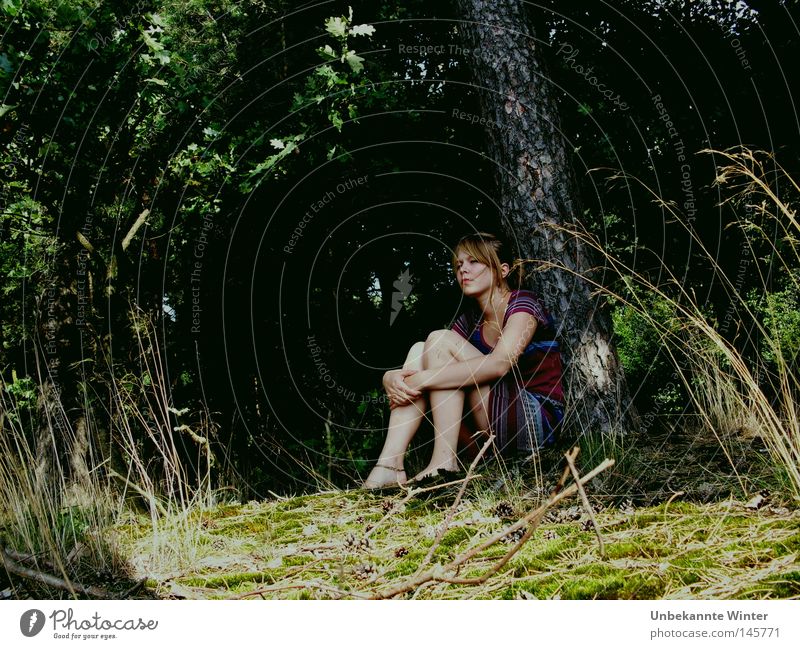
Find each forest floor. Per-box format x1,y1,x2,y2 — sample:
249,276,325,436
105,428,800,600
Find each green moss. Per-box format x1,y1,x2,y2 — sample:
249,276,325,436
438,527,474,549
604,541,671,560
670,550,718,570
114,486,800,600
561,570,665,599
767,531,800,555
755,571,800,598
182,571,277,589
529,537,573,562
383,556,424,579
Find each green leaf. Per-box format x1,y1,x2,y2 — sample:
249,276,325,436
142,31,165,52
329,110,344,131
0,103,18,117
315,64,341,88
325,16,347,39
349,24,375,37
1,0,19,17
344,50,364,73
317,44,337,60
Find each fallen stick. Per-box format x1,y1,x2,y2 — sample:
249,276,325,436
419,435,496,567
565,448,606,558
120,577,148,599
2,547,57,572
233,580,365,600
371,456,615,599
2,547,112,599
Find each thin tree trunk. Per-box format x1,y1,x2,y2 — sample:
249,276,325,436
455,0,639,436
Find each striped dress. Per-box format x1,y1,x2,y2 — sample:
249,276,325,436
450,289,565,455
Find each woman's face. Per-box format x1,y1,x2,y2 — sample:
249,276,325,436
455,249,495,297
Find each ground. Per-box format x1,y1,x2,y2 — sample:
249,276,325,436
3,427,799,600
108,428,800,600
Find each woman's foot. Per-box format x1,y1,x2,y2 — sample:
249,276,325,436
363,463,407,490
411,460,461,483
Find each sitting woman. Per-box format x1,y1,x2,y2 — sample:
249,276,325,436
363,231,564,489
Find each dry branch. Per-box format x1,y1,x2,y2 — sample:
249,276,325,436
121,209,150,251
370,455,615,599
2,547,112,598
420,434,496,567
565,448,605,558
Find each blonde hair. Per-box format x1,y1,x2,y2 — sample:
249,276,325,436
452,231,524,294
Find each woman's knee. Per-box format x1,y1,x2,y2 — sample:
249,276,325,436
403,341,426,369
424,329,458,349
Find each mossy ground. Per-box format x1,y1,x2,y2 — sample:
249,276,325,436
110,478,800,600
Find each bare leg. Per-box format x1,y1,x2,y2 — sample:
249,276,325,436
459,384,492,461
363,342,427,488
414,330,487,480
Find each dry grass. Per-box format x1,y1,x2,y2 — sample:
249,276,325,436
545,147,800,500
110,480,800,600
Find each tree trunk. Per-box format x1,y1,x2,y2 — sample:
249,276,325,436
455,0,639,437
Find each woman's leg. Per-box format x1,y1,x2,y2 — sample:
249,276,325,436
363,341,428,488
415,330,487,479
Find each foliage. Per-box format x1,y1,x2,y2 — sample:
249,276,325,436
748,281,800,368
611,290,685,412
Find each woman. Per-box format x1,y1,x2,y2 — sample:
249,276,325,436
362,232,564,489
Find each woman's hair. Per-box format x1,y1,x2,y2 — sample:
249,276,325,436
452,231,525,290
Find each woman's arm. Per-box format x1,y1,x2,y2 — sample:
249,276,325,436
405,312,538,391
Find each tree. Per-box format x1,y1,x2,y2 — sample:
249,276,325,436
454,0,639,436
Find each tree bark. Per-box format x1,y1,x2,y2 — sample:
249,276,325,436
455,0,639,436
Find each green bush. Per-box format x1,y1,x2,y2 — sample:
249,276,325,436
611,291,685,412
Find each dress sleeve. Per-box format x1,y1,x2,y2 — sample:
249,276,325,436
450,312,471,339
506,290,549,327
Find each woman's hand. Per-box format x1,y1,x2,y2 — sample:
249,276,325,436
383,369,422,409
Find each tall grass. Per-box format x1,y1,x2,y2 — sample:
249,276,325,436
0,310,219,595
562,147,800,499
0,378,119,594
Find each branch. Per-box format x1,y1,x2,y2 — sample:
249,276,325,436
121,209,150,251
2,547,112,599
565,448,605,558
419,434,495,567
370,455,615,599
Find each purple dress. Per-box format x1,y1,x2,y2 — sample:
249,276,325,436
450,289,565,455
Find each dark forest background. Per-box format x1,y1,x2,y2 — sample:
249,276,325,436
2,0,799,499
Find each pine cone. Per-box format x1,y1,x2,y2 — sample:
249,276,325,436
381,500,395,514
344,533,370,552
501,527,526,544
354,563,377,580
493,502,515,519
394,547,409,558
